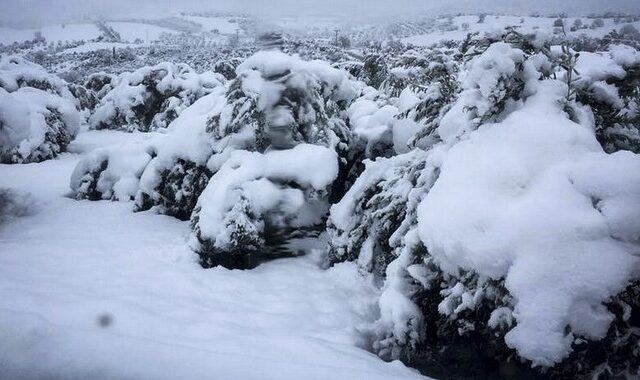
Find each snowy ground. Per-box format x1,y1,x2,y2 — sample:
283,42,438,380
0,130,427,380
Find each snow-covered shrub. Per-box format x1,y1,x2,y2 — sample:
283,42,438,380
0,88,80,163
84,72,115,97
71,89,220,218
89,62,225,132
393,49,460,150
0,56,76,103
346,87,397,159
574,45,640,153
134,90,224,220
71,141,157,201
192,51,361,265
327,148,438,278
0,57,81,163
191,144,338,268
68,83,99,111
328,32,640,378
213,58,242,81
359,54,389,89
438,40,546,143
205,51,358,153
418,80,640,370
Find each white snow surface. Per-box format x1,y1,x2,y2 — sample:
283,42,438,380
0,131,427,380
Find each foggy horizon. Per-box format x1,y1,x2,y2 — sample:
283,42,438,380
2,0,639,28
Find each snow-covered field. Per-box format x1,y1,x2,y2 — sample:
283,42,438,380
182,15,241,34
107,22,180,42
0,131,427,380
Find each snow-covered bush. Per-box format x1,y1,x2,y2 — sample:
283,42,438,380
134,90,223,220
418,80,640,371
192,51,360,265
359,54,389,89
0,56,76,103
213,58,242,81
71,141,157,201
84,72,116,97
393,49,460,150
574,45,640,153
346,88,397,159
205,51,358,152
89,62,225,132
327,31,640,378
191,144,338,268
0,57,81,163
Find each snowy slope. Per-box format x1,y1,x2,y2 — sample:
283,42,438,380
0,23,101,45
181,16,241,34
106,22,180,42
0,131,427,379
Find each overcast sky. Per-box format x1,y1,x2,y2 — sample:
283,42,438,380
1,0,638,27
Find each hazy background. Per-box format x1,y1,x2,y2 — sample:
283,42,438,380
1,0,638,27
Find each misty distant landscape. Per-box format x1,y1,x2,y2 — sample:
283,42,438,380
1,1,640,379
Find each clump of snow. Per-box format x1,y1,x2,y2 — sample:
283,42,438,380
417,79,640,365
